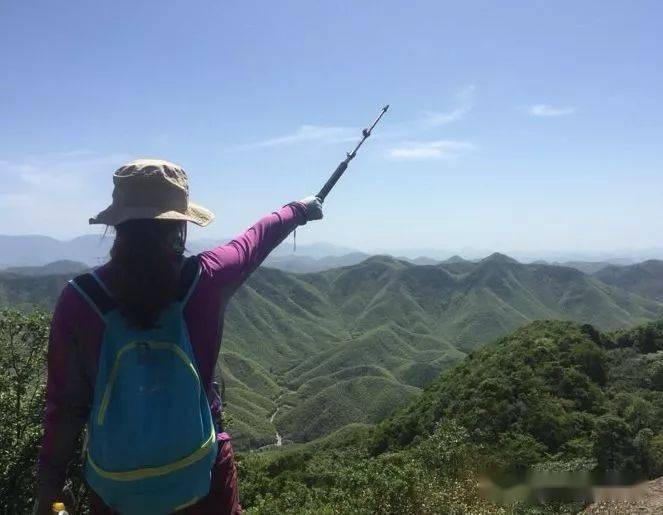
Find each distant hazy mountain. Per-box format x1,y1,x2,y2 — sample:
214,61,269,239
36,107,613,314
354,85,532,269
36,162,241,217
263,252,371,273
265,253,444,273
4,233,662,271
273,241,359,259
404,256,440,265
0,235,111,267
594,260,663,302
542,260,614,274
0,234,361,268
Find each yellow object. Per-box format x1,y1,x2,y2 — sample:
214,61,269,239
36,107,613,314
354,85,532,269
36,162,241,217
87,424,215,482
51,502,65,512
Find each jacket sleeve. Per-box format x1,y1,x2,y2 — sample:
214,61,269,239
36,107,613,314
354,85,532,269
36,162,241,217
35,286,93,514
198,202,307,286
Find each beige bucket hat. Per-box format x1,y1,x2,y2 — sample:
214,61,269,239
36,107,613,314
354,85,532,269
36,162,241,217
89,159,214,227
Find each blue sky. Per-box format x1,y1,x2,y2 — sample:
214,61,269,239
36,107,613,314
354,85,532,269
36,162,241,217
1,0,661,255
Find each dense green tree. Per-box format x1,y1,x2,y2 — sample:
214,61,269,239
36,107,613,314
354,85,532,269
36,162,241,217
2,302,663,514
592,414,638,472
0,309,49,514
649,360,663,391
644,433,663,476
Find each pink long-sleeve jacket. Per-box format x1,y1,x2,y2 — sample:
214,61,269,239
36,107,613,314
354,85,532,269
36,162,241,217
37,203,307,503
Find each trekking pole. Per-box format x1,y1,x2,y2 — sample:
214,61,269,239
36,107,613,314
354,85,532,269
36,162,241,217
316,104,389,202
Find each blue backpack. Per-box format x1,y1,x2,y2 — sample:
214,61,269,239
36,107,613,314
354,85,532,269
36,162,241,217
70,257,218,514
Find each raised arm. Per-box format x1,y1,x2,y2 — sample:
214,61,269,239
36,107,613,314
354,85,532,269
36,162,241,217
199,197,322,286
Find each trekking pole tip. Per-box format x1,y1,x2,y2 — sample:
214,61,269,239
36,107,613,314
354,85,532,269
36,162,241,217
383,104,390,112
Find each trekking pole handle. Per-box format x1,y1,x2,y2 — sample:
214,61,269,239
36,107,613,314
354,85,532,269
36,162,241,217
316,161,349,202
316,104,389,203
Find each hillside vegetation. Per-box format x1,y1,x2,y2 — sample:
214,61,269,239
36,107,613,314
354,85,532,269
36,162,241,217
222,254,663,447
2,254,663,449
237,320,663,514
2,260,88,276
0,271,72,310
379,320,663,474
2,313,663,512
595,260,663,302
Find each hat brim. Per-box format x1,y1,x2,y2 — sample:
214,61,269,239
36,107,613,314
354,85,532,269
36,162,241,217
89,202,215,227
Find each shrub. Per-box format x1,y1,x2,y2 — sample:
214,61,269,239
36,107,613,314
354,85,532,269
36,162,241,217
0,310,49,514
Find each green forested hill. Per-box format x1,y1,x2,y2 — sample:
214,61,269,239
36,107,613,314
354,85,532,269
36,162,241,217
237,320,663,514
2,255,663,449
221,254,663,447
3,259,88,276
3,286,663,512
378,320,663,466
0,271,71,309
594,260,663,302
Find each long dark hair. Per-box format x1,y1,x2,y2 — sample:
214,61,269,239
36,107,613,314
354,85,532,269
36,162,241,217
108,219,187,329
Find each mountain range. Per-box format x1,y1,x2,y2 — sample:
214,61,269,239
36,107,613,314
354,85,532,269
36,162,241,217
594,260,663,302
3,251,663,449
2,260,89,276
0,234,361,269
0,234,433,274
3,233,663,273
0,235,112,268
220,254,663,447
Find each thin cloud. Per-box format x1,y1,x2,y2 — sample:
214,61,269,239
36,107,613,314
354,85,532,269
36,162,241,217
235,85,477,151
0,151,132,235
236,125,357,150
420,107,468,127
388,140,476,160
528,104,576,117
419,85,476,128
6,152,130,193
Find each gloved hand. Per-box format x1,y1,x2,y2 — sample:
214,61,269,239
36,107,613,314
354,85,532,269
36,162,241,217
299,196,323,221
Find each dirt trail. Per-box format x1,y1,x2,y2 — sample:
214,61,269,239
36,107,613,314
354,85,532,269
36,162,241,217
581,477,663,514
269,405,282,446
268,392,285,447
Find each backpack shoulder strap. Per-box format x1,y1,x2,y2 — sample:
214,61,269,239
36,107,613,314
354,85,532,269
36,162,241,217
69,271,117,319
177,256,201,306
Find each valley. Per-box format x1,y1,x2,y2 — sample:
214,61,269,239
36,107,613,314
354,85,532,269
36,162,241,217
3,253,663,451
220,254,663,448
3,253,663,513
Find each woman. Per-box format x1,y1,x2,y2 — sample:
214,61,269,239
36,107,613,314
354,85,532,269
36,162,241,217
35,159,322,514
